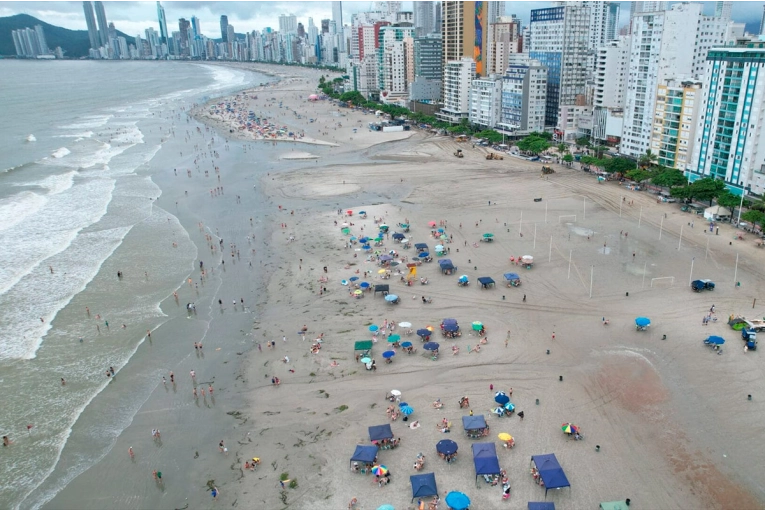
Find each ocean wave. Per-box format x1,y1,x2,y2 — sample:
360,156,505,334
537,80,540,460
0,191,47,232
27,134,37,142
58,115,113,130
54,131,94,139
50,147,70,159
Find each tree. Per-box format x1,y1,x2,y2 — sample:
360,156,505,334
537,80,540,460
339,91,365,104
742,210,765,227
652,168,687,188
562,154,574,166
517,134,551,155
670,186,691,200
716,190,747,222
625,168,652,183
689,177,726,205
638,149,658,169
557,143,568,155
603,157,636,174
575,136,590,149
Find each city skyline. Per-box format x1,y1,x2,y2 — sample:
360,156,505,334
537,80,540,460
2,2,764,38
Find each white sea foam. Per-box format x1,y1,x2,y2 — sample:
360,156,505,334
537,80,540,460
27,134,37,142
50,147,70,159
54,131,94,139
0,191,47,232
58,115,112,130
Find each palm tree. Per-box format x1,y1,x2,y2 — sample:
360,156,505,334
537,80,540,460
638,149,658,169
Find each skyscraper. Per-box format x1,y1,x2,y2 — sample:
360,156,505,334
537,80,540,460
605,3,620,41
414,1,436,36
94,1,109,47
157,1,168,44
178,18,190,57
191,16,201,39
332,1,343,29
221,15,229,42
761,5,765,36
441,1,489,76
83,2,99,50
279,14,298,34
715,1,732,19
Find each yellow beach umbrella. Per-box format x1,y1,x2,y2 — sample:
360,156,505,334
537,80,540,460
498,433,513,441
378,269,387,274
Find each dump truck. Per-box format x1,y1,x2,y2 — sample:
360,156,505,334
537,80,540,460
485,153,504,160
454,149,464,158
541,166,555,174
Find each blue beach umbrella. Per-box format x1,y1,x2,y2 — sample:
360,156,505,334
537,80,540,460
706,335,725,345
504,402,515,412
382,350,396,359
360,282,370,289
400,405,414,415
350,276,359,282
359,237,369,243
359,211,366,215
495,393,510,405
385,294,399,302
419,252,429,258
437,228,445,233
377,505,394,510
423,342,440,351
401,341,412,348
369,325,379,332
341,280,349,286
398,402,408,407
436,439,458,455
635,317,651,327
350,236,357,241
417,329,431,338
445,492,471,510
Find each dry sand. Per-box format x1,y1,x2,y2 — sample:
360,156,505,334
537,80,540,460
199,64,765,510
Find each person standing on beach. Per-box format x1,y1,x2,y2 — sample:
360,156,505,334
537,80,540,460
190,370,196,381
128,447,134,458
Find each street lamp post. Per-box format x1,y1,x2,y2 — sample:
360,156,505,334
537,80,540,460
736,183,750,226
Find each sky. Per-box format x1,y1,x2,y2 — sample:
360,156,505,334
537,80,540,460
0,1,762,38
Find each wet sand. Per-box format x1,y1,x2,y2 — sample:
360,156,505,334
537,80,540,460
47,63,765,510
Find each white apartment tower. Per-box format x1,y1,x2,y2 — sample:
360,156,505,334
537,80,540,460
279,14,298,34
592,35,629,143
414,1,436,36
651,79,702,171
437,58,476,123
621,3,732,158
469,75,503,128
486,16,521,76
499,54,548,134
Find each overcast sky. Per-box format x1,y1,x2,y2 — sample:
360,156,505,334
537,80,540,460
0,2,762,37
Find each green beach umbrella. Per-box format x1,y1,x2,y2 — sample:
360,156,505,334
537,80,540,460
483,233,494,238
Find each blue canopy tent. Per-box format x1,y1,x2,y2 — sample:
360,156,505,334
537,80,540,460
472,442,501,481
369,424,394,442
415,243,429,252
410,472,438,502
528,503,556,510
350,445,378,467
531,454,570,497
439,259,455,273
462,415,488,431
392,232,405,240
478,277,496,289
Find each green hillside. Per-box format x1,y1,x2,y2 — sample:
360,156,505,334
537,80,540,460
0,14,134,58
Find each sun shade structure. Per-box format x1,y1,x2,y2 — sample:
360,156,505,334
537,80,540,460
462,415,487,431
374,284,390,296
478,276,495,288
368,424,394,442
354,341,373,351
350,445,378,466
528,503,556,510
472,443,501,481
410,472,438,501
531,454,570,497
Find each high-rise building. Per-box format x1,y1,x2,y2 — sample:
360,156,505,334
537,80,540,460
220,15,229,42
35,24,49,54
487,1,504,24
437,57,476,123
621,2,732,157
321,19,330,34
630,2,666,16
191,16,201,39
605,3,620,42
410,34,442,101
441,1,489,77
378,25,416,99
279,14,298,34
227,25,236,46
690,43,765,195
529,4,591,129
94,1,109,47
157,2,168,45
651,79,702,171
83,2,99,50
469,74,503,128
414,1,436,36
178,18,190,57
108,21,117,41
12,25,49,57
761,6,765,36
499,55,548,134
486,16,521,76
333,2,343,29
715,1,732,20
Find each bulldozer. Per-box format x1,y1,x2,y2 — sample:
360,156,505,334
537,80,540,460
485,153,504,160
454,149,464,158
541,166,555,174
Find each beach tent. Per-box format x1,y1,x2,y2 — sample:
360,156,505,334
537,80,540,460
439,259,455,272
462,415,487,431
704,205,731,221
354,340,373,352
478,277,496,289
528,503,556,510
369,424,394,442
410,472,438,501
472,443,501,481
350,445,378,467
531,454,570,497
374,284,390,296
415,243,429,251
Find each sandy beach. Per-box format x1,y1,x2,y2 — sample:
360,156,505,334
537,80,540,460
42,62,765,510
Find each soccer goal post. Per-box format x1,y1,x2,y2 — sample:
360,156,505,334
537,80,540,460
650,277,674,288
558,215,577,224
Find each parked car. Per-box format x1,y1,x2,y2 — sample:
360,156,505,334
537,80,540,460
692,279,715,292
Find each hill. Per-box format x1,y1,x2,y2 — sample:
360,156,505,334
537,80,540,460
0,14,134,58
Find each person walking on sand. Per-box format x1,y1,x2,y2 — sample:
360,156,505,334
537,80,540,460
190,370,196,380
128,446,134,458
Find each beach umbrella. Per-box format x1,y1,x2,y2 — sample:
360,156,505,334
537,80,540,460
440,234,448,240
562,423,579,435
392,233,405,240
362,244,371,250
369,325,379,332
354,290,363,296
341,280,349,286
360,282,370,289
359,211,366,215
398,402,408,407
435,245,444,252
423,342,440,351
498,433,513,442
350,236,357,241
483,233,494,238
347,210,353,215
388,334,401,342
350,276,359,282
428,221,437,227
401,341,412,348
342,222,349,227
412,257,420,261
371,465,388,476
635,317,651,327
375,236,384,242
359,237,369,243
437,228,445,233
400,223,409,228
399,322,412,328
401,238,409,243
459,275,469,284
378,269,388,274
417,329,431,338
492,407,505,416
400,405,414,415
445,492,471,510
390,261,400,267
419,252,430,258
385,294,399,303
495,393,510,405
436,439,458,455
360,357,371,364
390,389,401,396
706,335,725,345
382,350,396,359
377,505,395,510
380,254,393,261
472,321,483,331
504,402,515,412
426,326,434,331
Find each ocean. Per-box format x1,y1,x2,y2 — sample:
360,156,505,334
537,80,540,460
0,60,272,508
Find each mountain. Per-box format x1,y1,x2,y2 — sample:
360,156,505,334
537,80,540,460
0,14,134,58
